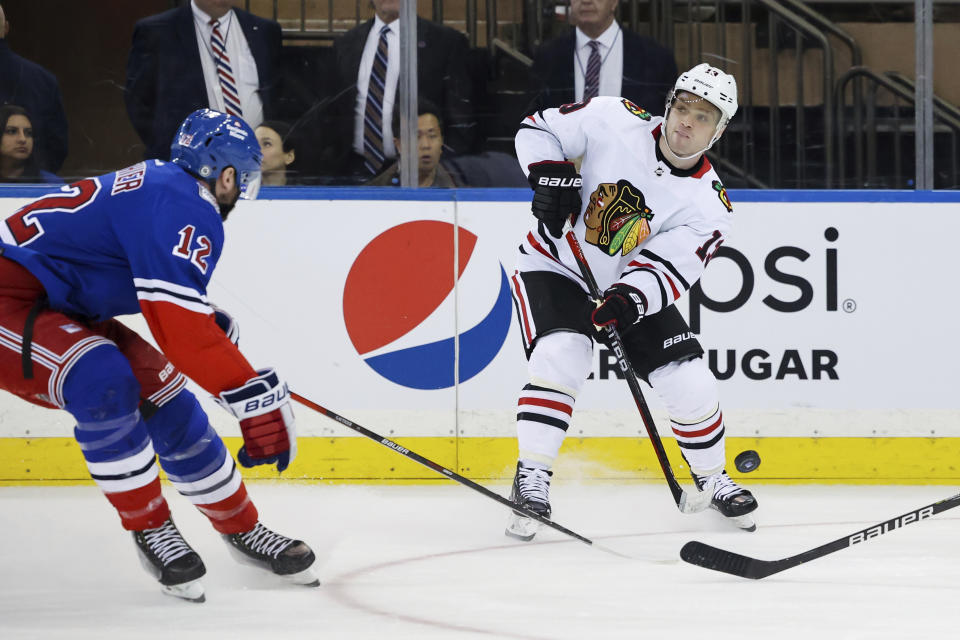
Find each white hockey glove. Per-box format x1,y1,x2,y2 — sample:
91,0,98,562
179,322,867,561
218,368,297,472
211,304,240,345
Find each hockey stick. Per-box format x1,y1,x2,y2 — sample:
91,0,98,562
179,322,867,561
290,391,631,559
562,221,712,514
680,490,960,579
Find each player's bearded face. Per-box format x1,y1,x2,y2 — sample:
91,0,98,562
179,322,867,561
215,168,241,220
666,92,721,156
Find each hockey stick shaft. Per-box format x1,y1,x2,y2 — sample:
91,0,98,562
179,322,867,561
681,491,960,579
290,392,630,558
561,222,708,513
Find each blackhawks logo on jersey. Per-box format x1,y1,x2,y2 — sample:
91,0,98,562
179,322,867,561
712,180,732,212
584,179,654,256
621,99,652,121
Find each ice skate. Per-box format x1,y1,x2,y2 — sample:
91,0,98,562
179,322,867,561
132,518,206,603
693,470,759,532
505,461,553,541
224,522,320,586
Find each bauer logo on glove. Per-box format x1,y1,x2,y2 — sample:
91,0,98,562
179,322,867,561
536,175,582,188
591,284,647,334
527,160,583,239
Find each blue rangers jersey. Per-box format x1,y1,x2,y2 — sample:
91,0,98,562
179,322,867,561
0,160,256,393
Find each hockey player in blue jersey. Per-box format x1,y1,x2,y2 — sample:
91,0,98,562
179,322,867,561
0,109,317,602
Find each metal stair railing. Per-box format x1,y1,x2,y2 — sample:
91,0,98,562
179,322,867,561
645,0,838,188
837,67,960,189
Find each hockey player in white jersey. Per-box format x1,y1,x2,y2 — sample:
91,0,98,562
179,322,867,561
506,63,757,540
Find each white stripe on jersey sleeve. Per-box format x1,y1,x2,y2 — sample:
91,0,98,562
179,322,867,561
133,277,211,314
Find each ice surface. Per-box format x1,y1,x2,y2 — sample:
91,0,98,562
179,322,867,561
1,483,958,639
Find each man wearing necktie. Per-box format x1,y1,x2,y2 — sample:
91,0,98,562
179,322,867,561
328,0,477,181
125,0,282,161
528,0,677,114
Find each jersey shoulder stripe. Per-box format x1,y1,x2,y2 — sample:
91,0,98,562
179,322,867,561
133,277,210,314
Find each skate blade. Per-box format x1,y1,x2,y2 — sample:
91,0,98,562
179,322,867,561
226,543,320,586
729,513,757,532
283,566,321,587
505,513,541,542
161,579,205,603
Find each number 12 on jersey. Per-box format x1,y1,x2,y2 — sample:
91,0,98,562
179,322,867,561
172,224,212,274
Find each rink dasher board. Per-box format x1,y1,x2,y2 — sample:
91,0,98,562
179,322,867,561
1,187,960,483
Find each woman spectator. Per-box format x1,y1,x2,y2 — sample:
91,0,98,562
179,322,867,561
0,105,61,184
255,120,298,186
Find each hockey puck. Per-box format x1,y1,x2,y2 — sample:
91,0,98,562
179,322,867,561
734,450,761,473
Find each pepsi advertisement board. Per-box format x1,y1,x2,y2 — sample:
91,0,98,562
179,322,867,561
3,190,960,483
200,194,960,441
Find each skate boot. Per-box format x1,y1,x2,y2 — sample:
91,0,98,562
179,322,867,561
505,461,553,542
132,518,206,603
224,522,320,587
693,470,759,532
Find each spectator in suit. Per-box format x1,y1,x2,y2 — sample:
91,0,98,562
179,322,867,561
255,120,298,186
125,0,282,161
0,105,62,184
529,0,677,115
329,0,477,180
366,99,458,188
0,3,69,173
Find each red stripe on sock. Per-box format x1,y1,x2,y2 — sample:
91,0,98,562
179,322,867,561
519,396,573,416
196,483,258,534
672,413,723,438
104,477,170,531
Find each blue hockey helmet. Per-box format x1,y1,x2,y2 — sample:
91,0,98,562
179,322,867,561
170,109,263,200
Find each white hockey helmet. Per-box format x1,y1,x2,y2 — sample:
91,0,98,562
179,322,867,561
664,63,739,156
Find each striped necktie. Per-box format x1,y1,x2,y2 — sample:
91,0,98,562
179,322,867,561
583,40,601,100
210,19,243,117
363,25,390,175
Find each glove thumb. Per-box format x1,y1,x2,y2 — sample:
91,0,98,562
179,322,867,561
237,446,290,473
591,297,622,327
237,446,256,469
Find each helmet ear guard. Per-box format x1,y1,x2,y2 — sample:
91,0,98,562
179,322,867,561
170,109,263,200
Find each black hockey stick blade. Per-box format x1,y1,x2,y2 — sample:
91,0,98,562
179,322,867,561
290,392,631,559
680,490,960,579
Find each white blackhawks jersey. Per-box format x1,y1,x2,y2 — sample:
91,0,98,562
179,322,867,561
515,96,734,316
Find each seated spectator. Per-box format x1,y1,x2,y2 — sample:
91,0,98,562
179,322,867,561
528,0,677,114
366,99,458,188
0,105,61,184
328,0,477,181
255,120,297,186
0,3,69,172
125,0,282,161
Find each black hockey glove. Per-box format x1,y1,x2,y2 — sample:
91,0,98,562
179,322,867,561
591,284,647,343
528,160,582,239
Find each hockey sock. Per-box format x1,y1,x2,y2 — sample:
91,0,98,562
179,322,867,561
517,383,572,468
66,346,169,530
145,390,257,534
649,358,725,476
518,331,591,467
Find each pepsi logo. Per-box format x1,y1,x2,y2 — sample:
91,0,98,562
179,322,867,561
343,221,512,390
